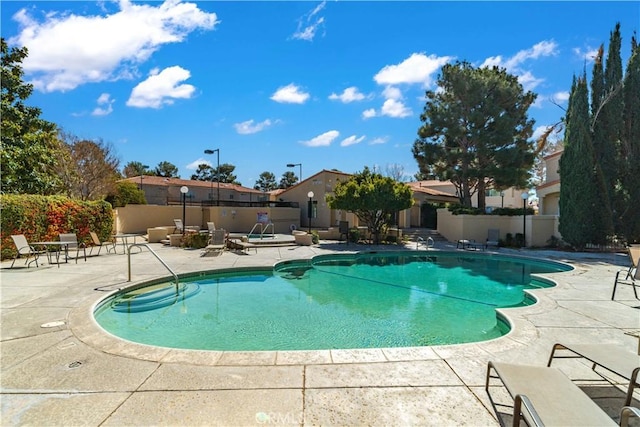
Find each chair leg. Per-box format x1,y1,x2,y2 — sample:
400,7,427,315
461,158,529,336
10,254,18,268
612,272,622,300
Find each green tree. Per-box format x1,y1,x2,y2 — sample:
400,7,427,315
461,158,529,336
254,171,277,192
620,35,640,242
123,161,150,178
64,138,120,200
279,171,298,189
559,74,612,249
327,167,413,244
190,163,213,181
412,61,537,210
154,161,178,178
105,181,146,207
191,163,241,185
1,38,63,194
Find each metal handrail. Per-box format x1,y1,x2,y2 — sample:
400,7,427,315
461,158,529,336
248,222,275,240
127,243,179,286
416,236,435,250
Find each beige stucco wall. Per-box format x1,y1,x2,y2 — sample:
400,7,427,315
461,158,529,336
115,205,301,234
436,209,560,247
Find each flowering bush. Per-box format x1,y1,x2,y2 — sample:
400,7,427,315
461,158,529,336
0,194,113,260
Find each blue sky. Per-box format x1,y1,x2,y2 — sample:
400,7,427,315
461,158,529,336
2,1,638,187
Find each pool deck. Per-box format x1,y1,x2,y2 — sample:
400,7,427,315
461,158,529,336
1,240,638,426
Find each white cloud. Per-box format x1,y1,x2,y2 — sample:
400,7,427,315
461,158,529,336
187,158,209,170
10,0,219,92
328,86,366,103
382,86,402,100
362,108,377,120
126,66,195,108
340,135,366,147
369,136,389,145
300,130,339,147
481,40,558,91
517,71,544,92
291,1,326,41
380,99,412,118
271,83,310,104
482,40,558,71
573,46,599,62
91,92,114,116
234,119,274,135
374,53,452,87
552,91,570,103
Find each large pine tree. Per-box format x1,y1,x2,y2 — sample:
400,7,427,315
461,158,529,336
559,74,612,248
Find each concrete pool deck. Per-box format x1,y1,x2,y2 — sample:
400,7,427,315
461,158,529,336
1,240,638,426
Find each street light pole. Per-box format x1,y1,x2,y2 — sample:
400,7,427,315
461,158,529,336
180,186,189,237
521,191,528,248
307,191,314,234
204,149,220,206
286,163,302,182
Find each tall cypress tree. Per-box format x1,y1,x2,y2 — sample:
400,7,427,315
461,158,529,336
601,23,625,233
559,73,612,249
620,36,640,242
589,45,614,234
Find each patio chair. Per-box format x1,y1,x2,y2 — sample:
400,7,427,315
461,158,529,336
625,245,640,279
201,228,227,257
612,260,640,300
59,233,87,263
547,342,639,406
173,218,199,234
88,231,116,256
10,234,45,268
485,229,500,249
485,361,620,426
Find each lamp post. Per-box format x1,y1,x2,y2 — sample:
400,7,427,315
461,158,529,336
500,191,505,208
181,186,189,236
138,165,149,190
521,191,529,248
204,149,220,205
307,191,314,233
286,163,302,182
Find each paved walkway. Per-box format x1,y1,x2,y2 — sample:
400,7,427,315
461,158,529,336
1,240,638,426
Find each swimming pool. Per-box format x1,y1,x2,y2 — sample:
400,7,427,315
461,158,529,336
94,251,571,351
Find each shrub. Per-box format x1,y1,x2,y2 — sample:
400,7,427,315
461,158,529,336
183,232,209,249
1,194,113,260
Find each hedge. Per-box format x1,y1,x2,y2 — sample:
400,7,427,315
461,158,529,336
1,194,114,260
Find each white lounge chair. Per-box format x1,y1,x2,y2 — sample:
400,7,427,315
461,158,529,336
486,361,622,426
612,260,640,300
485,228,500,249
201,229,226,257
547,343,639,406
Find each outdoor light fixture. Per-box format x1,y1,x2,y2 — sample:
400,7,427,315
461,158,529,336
286,163,302,182
181,186,189,236
500,191,505,208
204,149,220,206
307,191,314,233
521,191,529,248
139,165,149,190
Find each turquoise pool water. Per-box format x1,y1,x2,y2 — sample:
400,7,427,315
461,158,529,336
94,251,571,351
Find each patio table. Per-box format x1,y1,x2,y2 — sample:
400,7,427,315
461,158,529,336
31,241,70,267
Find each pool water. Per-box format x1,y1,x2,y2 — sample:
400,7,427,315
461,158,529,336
94,251,571,351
